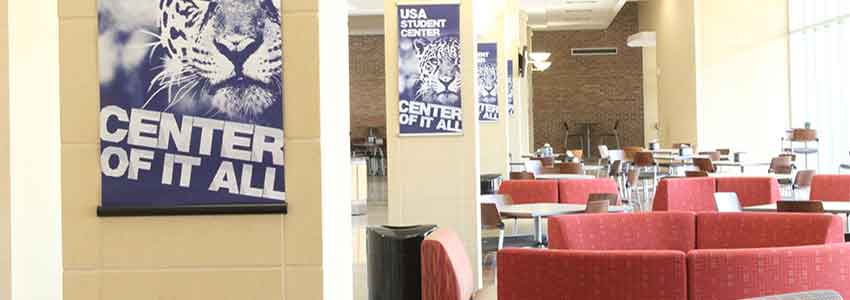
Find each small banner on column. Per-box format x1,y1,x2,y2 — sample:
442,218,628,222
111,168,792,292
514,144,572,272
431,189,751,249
507,60,515,115
477,43,499,122
397,4,463,135
97,0,286,208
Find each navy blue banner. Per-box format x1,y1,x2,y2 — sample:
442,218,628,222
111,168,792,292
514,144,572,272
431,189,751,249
477,43,498,122
398,4,462,135
507,60,515,115
98,0,285,206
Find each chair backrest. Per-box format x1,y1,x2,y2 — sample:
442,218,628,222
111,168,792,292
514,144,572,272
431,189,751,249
777,201,824,213
608,149,625,161
524,160,544,175
713,192,742,212
557,162,584,174
510,171,536,180
584,199,609,213
686,171,709,178
588,193,619,206
633,151,655,167
699,151,722,161
693,158,716,173
480,203,504,230
421,229,474,300
598,145,610,160
769,156,793,174
794,170,816,188
623,147,643,160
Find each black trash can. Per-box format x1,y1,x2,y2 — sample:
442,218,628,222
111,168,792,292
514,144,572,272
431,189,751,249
366,225,437,300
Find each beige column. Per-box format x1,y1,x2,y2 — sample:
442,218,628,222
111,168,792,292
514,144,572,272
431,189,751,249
282,0,353,298
655,0,698,147
0,0,9,298
58,0,352,299
478,0,510,179
506,3,531,161
384,0,484,287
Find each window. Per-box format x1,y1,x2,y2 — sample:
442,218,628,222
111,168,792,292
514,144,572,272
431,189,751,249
789,0,850,172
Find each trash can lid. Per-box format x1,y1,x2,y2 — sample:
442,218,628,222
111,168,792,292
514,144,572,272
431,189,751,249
367,225,437,240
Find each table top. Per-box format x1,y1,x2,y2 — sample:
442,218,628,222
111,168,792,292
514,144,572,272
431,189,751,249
744,201,850,214
535,174,596,180
500,203,626,218
713,161,770,167
708,173,794,181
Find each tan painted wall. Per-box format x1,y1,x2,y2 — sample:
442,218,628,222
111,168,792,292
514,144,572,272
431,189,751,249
385,0,483,287
59,0,351,299
478,0,511,178
0,0,9,298
694,0,789,159
508,12,531,160
639,0,659,144
655,0,698,147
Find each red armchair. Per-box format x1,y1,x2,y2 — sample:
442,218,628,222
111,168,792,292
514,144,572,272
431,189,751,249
688,243,850,300
498,248,688,300
497,180,559,204
421,229,481,300
716,176,781,207
695,212,845,249
653,177,718,212
810,175,850,201
548,212,696,252
557,178,621,204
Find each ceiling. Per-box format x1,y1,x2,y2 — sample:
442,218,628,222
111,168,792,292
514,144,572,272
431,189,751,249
348,0,640,31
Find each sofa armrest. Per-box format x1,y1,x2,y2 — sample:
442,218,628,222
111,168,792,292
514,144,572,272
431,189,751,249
688,244,850,300
498,248,687,300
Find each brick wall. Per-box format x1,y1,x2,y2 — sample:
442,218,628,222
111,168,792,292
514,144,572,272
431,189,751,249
349,35,386,138
531,3,644,155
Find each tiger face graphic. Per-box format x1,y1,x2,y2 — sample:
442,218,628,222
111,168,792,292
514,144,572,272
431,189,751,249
477,62,497,104
155,0,282,122
412,37,461,105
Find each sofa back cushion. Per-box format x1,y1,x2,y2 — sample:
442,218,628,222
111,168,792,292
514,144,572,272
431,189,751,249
557,178,621,204
421,229,474,300
687,244,850,300
652,177,718,212
548,212,696,252
498,248,687,300
695,212,845,249
810,175,850,201
715,177,781,207
498,180,559,204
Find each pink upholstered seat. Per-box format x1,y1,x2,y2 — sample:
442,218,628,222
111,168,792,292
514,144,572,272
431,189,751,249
652,177,717,212
716,176,781,207
498,248,688,300
557,178,621,204
497,180,559,204
421,229,474,300
810,175,850,201
695,212,845,249
688,244,850,300
548,212,696,252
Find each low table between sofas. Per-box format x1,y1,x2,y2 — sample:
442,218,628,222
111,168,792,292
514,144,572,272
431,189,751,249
500,203,626,246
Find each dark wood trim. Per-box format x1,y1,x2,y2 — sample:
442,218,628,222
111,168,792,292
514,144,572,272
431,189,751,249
97,203,287,217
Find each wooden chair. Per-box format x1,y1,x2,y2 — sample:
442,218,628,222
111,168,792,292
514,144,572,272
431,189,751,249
777,201,824,213
596,120,622,150
693,158,717,173
563,122,586,154
585,199,610,213
623,146,643,161
699,151,722,162
510,171,536,180
791,170,816,198
686,171,709,177
769,156,794,175
714,192,742,212
557,162,584,175
588,193,619,206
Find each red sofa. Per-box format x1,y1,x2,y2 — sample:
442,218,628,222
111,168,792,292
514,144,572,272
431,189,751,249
498,178,619,205
810,175,850,201
653,177,781,212
498,212,848,300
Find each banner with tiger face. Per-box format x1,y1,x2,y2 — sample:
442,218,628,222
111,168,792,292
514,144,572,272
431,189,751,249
477,43,499,122
97,0,285,207
398,4,463,135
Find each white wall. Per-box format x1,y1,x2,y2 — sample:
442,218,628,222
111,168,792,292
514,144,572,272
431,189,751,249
8,0,63,299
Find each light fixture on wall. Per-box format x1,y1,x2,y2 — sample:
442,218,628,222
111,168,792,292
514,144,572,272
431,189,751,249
529,51,553,72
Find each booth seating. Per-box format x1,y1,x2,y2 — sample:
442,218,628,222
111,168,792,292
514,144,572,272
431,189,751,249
499,212,848,300
810,175,850,201
497,179,620,205
653,177,781,212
